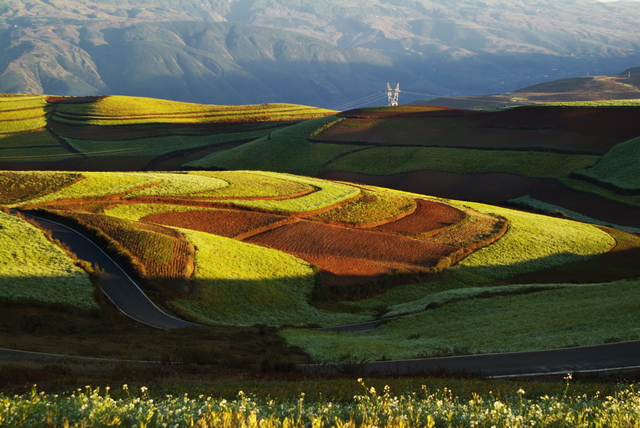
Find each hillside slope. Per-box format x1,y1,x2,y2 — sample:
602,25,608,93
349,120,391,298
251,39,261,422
1,0,640,107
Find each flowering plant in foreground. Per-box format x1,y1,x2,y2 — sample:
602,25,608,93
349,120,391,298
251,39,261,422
1,378,640,427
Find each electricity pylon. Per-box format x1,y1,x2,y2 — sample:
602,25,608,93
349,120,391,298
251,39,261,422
387,83,400,106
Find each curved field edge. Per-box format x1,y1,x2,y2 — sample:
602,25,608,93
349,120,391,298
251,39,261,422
52,96,335,123
506,194,640,234
320,146,599,179
169,229,370,327
325,184,616,314
574,136,640,191
283,278,640,363
186,116,367,175
0,211,96,309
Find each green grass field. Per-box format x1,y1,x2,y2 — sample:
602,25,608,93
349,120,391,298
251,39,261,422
52,96,334,125
321,146,599,178
282,278,640,362
0,211,96,309
314,189,416,226
187,115,367,175
170,228,368,327
63,130,277,158
575,136,640,190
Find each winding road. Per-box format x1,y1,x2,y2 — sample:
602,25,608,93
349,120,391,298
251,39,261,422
22,213,199,330
4,212,640,378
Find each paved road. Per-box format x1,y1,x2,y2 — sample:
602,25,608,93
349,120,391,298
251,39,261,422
22,213,199,330
302,340,640,378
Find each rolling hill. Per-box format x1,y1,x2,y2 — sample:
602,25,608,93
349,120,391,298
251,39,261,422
2,169,640,364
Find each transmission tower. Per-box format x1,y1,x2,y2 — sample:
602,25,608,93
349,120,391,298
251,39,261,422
387,83,400,106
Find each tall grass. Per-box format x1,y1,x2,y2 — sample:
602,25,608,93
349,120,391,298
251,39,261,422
0,211,96,309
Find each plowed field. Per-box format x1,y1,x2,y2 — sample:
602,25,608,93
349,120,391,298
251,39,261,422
142,209,295,239
70,213,194,279
371,199,468,238
245,220,457,285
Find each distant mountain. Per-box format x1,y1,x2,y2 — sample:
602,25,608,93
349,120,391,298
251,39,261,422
1,0,640,107
413,67,640,109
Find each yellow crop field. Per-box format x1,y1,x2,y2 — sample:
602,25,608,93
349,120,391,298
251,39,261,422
0,211,96,309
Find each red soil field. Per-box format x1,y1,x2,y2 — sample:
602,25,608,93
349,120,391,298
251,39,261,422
245,220,457,285
79,213,193,279
371,199,468,237
320,107,640,154
142,209,295,239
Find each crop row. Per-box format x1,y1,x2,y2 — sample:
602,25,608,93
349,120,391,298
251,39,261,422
0,172,82,204
51,96,334,125
312,189,417,227
62,212,194,280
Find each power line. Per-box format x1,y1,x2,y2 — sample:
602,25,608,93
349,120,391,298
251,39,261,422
331,92,386,111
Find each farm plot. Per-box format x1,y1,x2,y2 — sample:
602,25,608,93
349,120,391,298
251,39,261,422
0,211,96,309
124,173,229,198
322,146,599,179
189,115,367,175
171,229,368,326
0,171,82,204
245,220,458,285
51,96,334,125
142,208,296,240
371,199,468,238
311,189,416,228
574,136,640,191
14,172,163,205
189,171,315,199
62,129,273,158
60,212,194,279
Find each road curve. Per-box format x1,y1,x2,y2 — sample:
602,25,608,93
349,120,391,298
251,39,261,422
302,340,640,378
22,213,199,330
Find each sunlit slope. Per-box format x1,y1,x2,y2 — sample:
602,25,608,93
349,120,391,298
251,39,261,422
6,170,633,337
195,104,640,229
0,94,334,169
0,210,96,309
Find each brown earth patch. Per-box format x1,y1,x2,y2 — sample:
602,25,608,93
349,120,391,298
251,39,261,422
371,199,468,238
320,107,640,154
142,209,298,240
244,220,457,286
320,170,640,229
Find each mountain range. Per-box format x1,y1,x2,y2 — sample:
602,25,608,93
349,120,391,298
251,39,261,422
1,0,640,108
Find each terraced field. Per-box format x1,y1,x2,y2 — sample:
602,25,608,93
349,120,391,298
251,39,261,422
3,169,639,364
0,94,334,170
194,102,640,231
